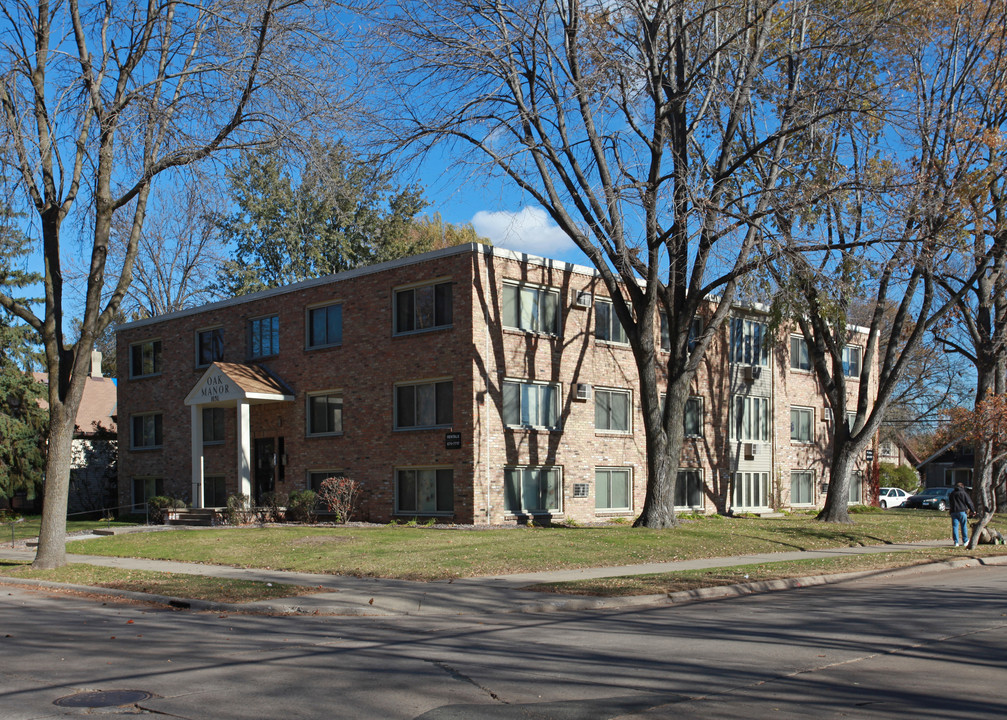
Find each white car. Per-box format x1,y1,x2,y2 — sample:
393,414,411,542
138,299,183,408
879,486,910,509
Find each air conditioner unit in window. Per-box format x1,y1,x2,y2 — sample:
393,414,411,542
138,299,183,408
575,383,592,401
744,442,759,459
743,365,760,382
573,290,593,308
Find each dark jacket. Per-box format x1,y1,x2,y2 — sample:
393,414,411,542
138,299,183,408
949,486,975,514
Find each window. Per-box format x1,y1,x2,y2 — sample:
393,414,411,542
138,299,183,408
660,313,703,353
502,381,560,429
849,470,863,504
791,471,814,505
595,299,628,344
734,471,770,509
396,468,454,514
308,304,343,348
676,469,703,508
732,395,769,441
730,317,768,366
843,345,862,377
132,476,163,512
944,468,972,487
249,315,279,358
595,388,631,432
307,392,343,435
790,335,810,371
203,476,227,507
196,328,224,367
846,411,858,433
308,470,345,493
504,466,561,514
790,407,814,443
202,407,225,444
129,340,162,378
684,397,704,437
502,283,560,335
394,281,452,334
395,380,453,428
131,413,163,449
595,468,631,511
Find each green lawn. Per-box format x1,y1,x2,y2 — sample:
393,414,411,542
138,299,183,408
1,515,134,544
63,509,985,580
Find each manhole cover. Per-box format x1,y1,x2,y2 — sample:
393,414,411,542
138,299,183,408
54,690,154,708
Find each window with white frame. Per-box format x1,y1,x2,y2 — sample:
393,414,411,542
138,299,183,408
202,407,225,444
845,411,858,433
730,317,768,366
848,470,863,504
595,388,631,432
676,469,703,508
684,396,704,437
394,281,452,334
504,466,562,514
249,315,279,358
502,282,560,335
396,467,454,514
502,380,560,429
196,328,224,367
131,413,163,449
734,471,770,509
842,345,862,377
129,340,162,378
732,395,769,441
790,407,814,443
308,303,343,347
791,471,814,505
307,392,343,435
132,476,163,512
660,313,703,353
595,468,631,511
203,475,227,508
595,298,628,344
790,335,811,371
395,380,453,429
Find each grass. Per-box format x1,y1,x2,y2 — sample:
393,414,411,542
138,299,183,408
0,561,320,603
527,546,1007,596
0,514,135,544
62,509,995,580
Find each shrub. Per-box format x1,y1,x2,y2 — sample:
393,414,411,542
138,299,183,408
257,491,286,523
879,462,920,492
225,494,251,526
317,476,362,524
850,504,883,514
286,489,318,524
147,495,185,524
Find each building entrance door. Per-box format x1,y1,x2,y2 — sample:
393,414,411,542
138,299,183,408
254,438,275,505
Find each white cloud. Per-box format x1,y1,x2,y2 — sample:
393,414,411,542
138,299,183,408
472,206,576,257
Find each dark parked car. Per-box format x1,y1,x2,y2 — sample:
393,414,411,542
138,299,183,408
904,486,961,511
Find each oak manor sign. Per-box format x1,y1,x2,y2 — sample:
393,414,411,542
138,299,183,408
197,373,241,404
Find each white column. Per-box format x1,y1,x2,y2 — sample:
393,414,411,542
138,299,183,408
191,405,204,508
236,400,252,499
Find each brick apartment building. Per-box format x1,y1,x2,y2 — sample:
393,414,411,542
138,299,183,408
115,243,873,523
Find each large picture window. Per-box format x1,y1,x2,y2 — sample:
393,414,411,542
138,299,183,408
734,471,770,509
730,318,768,366
790,407,814,443
502,283,560,335
732,395,769,442
395,282,452,334
595,468,631,511
595,388,631,432
131,413,163,449
676,469,703,508
791,471,814,505
196,328,224,367
395,381,453,429
502,381,560,429
307,392,343,435
504,467,561,514
308,304,343,347
129,340,162,378
396,468,454,514
249,315,279,358
595,299,628,344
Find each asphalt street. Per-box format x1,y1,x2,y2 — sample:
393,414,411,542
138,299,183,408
1,562,1005,719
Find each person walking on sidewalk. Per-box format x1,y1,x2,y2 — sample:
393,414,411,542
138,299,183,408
949,482,975,547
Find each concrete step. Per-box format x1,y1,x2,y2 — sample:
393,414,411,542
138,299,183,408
166,509,218,527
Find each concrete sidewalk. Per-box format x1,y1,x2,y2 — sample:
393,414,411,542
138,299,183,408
2,538,1001,617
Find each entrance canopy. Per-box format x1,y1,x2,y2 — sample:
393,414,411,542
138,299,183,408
184,362,294,406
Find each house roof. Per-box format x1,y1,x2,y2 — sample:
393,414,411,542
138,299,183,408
32,372,118,436
184,362,294,406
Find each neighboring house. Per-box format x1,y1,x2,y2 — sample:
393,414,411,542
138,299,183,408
115,243,875,523
879,433,921,469
917,440,974,489
34,351,118,514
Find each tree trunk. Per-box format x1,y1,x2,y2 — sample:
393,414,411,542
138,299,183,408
31,404,76,569
634,363,689,529
817,446,855,523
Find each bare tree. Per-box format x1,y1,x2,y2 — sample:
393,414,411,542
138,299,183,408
378,0,890,527
0,0,357,568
